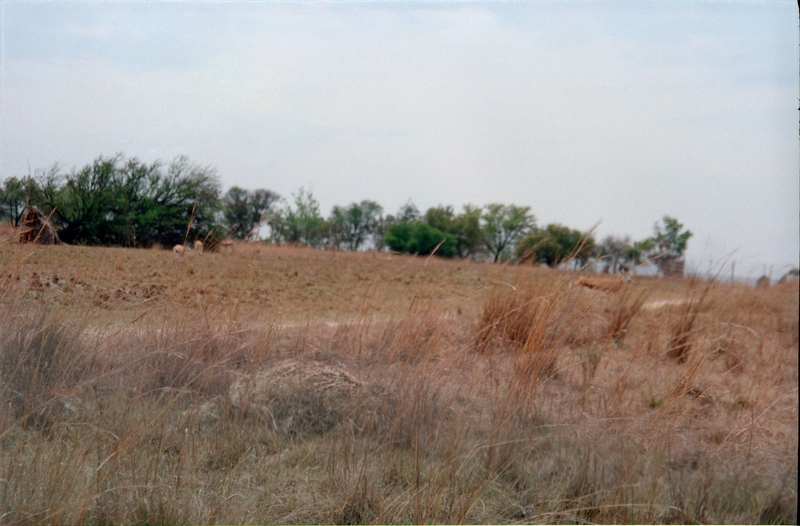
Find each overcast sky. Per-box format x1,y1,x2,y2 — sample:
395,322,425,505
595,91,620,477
1,1,797,278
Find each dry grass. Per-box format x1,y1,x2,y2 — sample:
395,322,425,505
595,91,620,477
0,236,797,524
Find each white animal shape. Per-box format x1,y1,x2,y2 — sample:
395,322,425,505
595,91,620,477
173,244,185,256
194,240,203,255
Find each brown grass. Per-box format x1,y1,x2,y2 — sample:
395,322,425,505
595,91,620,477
0,237,797,524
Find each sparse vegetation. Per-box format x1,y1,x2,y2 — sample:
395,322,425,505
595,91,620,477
0,227,796,524
6,155,703,282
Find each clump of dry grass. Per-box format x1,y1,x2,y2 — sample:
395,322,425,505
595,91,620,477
0,308,97,434
228,358,368,437
604,285,648,343
665,279,713,363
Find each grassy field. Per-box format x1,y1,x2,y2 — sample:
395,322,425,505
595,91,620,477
0,233,797,524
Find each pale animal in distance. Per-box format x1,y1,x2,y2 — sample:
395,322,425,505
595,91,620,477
572,274,630,293
220,239,235,251
173,244,185,256
194,240,203,255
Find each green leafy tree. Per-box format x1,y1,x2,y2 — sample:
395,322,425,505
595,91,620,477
223,187,249,237
384,221,456,257
384,221,414,253
397,200,421,223
423,206,455,235
223,186,281,240
641,216,693,273
453,205,485,258
482,203,535,262
517,224,595,267
516,230,560,266
31,164,64,216
622,239,651,269
120,156,221,247
423,205,463,255
113,157,162,246
379,201,420,253
31,154,221,247
40,155,122,244
372,214,395,252
313,218,336,249
250,189,281,235
651,216,693,258
329,200,383,250
424,205,485,258
599,235,630,274
0,177,30,226
405,223,457,256
269,187,324,246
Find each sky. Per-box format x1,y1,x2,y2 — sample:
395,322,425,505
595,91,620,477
1,0,798,280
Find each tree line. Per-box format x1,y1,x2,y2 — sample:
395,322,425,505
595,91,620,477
0,154,692,272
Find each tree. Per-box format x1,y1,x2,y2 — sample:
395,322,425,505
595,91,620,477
223,186,280,240
113,157,162,246
223,187,249,238
405,223,457,256
452,205,485,259
118,156,221,247
397,200,421,223
372,214,395,252
423,205,484,258
423,205,455,234
269,187,324,246
250,190,281,235
423,205,460,254
40,155,122,245
482,203,535,262
313,218,336,249
623,239,651,269
384,221,457,257
600,235,631,274
652,216,693,258
645,216,693,273
384,203,457,257
516,230,557,265
778,267,799,284
329,200,383,250
31,163,65,218
29,154,221,247
516,224,595,267
0,177,29,226
384,221,414,253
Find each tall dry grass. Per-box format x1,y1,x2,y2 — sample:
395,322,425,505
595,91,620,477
0,241,796,524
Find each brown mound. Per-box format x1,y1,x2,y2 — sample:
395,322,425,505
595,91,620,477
229,359,366,436
19,205,61,245
230,359,364,404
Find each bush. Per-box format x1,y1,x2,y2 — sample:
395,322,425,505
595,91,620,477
517,223,595,266
384,222,457,257
29,154,221,247
384,221,413,252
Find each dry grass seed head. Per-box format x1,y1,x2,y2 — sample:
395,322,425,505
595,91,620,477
666,279,714,363
0,310,97,431
605,286,649,344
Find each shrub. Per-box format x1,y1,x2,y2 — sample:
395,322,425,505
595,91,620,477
384,222,457,257
29,154,221,247
384,221,413,252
